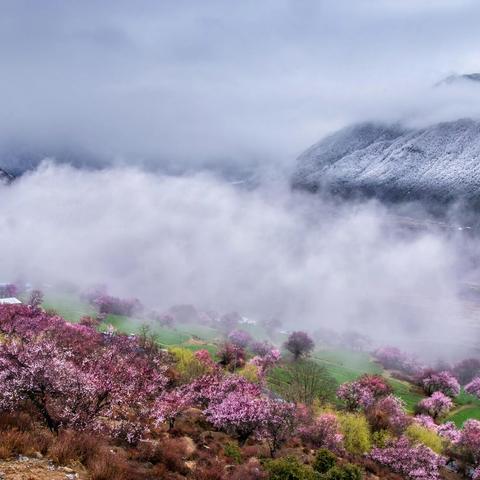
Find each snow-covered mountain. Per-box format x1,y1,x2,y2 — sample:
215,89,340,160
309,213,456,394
292,118,480,210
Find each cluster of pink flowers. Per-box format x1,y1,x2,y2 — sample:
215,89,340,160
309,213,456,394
458,419,480,464
337,381,375,411
369,436,445,480
250,341,275,357
154,388,194,430
0,304,169,443
374,346,423,376
465,377,480,398
83,287,142,317
417,392,453,419
175,371,297,453
337,375,390,411
422,371,460,397
227,329,252,348
297,412,343,451
186,373,261,408
371,394,408,432
249,348,281,378
413,415,460,444
194,349,217,370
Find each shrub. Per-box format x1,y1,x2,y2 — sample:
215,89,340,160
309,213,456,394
217,342,246,371
167,346,206,381
88,453,132,480
313,448,337,474
371,430,393,448
238,363,260,383
231,459,268,480
48,430,103,466
224,441,243,464
0,428,38,459
338,413,371,455
405,424,443,454
132,438,189,474
324,464,363,480
263,456,317,480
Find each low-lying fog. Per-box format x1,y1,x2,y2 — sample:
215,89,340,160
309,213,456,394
1,161,478,359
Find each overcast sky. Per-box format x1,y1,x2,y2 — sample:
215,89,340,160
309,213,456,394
1,0,480,172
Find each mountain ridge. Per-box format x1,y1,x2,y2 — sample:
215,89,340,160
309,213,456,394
292,118,480,211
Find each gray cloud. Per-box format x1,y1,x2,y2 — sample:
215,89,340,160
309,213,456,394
1,0,480,173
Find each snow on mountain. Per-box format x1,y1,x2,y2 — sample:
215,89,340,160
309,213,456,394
292,118,480,209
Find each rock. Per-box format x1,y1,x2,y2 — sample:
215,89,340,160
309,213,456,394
179,436,197,457
65,474,78,480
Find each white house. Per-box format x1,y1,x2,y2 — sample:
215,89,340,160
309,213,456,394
0,297,22,305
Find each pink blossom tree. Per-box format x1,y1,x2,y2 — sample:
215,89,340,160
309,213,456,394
417,391,453,419
297,412,343,451
204,391,267,444
368,394,408,433
260,399,297,457
465,377,480,398
154,388,193,430
228,329,252,348
337,380,375,411
458,419,480,465
422,371,460,397
0,304,169,440
374,346,423,376
249,349,281,379
370,436,445,480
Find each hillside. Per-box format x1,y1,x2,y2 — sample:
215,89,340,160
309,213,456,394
292,119,480,211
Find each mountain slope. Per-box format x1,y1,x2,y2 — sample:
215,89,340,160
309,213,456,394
292,119,480,208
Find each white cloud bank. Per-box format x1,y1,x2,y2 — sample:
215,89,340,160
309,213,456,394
0,162,473,357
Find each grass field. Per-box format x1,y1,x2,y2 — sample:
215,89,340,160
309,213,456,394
311,349,424,412
446,389,480,426
41,293,96,322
